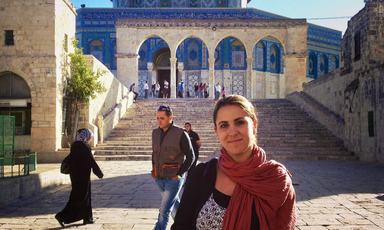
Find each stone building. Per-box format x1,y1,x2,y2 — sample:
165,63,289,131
75,0,342,99
288,0,384,163
0,0,132,162
0,0,77,155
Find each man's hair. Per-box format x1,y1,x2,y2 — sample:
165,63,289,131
157,105,172,117
185,122,191,127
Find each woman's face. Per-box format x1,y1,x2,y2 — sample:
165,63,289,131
214,105,257,162
87,137,92,145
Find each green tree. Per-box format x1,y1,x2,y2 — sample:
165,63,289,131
67,38,107,108
65,38,107,142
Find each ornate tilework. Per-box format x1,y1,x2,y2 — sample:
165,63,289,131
232,72,245,96
172,0,187,7
269,74,278,96
138,71,149,97
186,72,201,97
89,39,104,63
201,0,215,8
308,52,317,79
232,51,245,69
160,0,170,7
320,54,328,77
215,71,224,88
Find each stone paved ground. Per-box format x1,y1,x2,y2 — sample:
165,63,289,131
0,160,383,230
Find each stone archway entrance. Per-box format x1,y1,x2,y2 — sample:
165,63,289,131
154,48,171,98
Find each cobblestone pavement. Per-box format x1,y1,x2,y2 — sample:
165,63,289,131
0,160,383,230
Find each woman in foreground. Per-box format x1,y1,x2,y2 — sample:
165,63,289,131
172,95,296,230
55,129,103,228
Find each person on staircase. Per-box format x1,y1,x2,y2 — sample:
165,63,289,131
152,105,195,230
144,81,149,99
184,122,201,181
163,79,169,98
129,83,138,102
172,95,296,230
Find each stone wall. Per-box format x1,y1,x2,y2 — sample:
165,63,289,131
290,1,384,163
74,55,133,147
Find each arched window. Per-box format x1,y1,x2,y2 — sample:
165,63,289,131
256,42,265,71
320,54,329,76
231,39,246,70
309,52,317,79
185,39,200,70
270,44,279,72
89,39,104,63
330,56,339,71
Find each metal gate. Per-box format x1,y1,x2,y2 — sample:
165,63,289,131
0,116,15,166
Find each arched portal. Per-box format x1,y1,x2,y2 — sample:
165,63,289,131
154,48,171,98
138,36,171,98
176,36,209,98
0,72,32,136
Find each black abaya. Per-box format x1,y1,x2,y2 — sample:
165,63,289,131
56,141,103,224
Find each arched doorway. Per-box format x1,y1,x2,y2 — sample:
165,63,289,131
0,72,32,150
154,48,171,98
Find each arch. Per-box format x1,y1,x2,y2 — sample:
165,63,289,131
308,52,317,79
136,34,169,53
254,41,266,71
0,71,31,99
252,34,287,56
226,36,247,70
89,39,104,63
0,71,32,135
320,54,329,76
330,55,339,71
176,37,209,70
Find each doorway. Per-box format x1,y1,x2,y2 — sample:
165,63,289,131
158,70,171,98
154,48,171,98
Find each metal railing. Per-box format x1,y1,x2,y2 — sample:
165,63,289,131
0,150,37,178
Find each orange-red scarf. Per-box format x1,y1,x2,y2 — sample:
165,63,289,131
218,144,296,230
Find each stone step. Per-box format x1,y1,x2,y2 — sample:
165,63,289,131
93,98,357,161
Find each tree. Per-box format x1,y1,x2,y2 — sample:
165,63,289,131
67,38,107,108
65,38,107,142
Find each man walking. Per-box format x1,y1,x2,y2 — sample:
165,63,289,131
184,122,201,175
152,105,195,230
129,83,138,102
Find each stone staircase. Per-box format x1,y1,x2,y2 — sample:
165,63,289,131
91,98,357,161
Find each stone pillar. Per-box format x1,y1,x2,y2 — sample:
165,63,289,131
177,62,185,97
283,54,307,95
147,62,154,97
246,58,254,99
170,57,177,98
208,57,215,97
116,53,139,88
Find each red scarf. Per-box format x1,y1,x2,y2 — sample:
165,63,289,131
218,145,296,230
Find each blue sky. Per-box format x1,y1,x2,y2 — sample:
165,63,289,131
69,0,365,34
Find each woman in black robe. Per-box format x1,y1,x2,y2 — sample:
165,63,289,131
55,129,103,228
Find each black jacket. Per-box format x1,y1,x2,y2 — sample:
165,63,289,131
172,158,260,230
